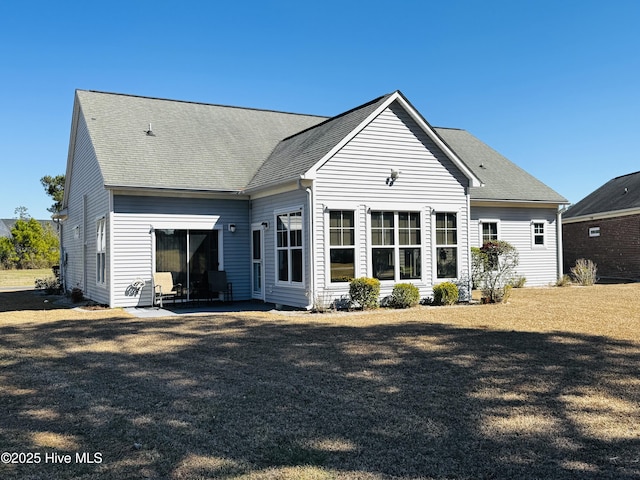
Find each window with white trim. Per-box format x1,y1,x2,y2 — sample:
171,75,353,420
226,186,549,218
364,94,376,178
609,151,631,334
277,211,303,283
96,218,106,286
532,221,545,246
371,211,421,281
436,212,457,278
329,210,355,282
481,221,498,244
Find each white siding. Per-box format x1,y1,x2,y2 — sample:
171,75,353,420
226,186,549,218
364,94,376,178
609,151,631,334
60,113,110,305
470,206,560,286
111,195,250,308
314,101,471,303
251,189,311,308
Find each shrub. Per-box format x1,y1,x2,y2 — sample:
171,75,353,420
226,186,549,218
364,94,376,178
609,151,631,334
70,287,84,303
35,276,62,295
389,283,420,309
570,258,598,286
511,276,527,288
349,277,380,309
470,247,487,289
433,282,459,306
556,274,572,287
478,240,519,303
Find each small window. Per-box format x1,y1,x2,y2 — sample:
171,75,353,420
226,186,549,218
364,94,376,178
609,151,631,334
532,222,545,246
589,226,600,237
481,221,498,244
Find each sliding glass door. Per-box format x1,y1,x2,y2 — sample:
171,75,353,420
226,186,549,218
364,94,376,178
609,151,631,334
155,229,220,301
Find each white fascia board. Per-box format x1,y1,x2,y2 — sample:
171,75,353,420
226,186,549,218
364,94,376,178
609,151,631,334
304,92,401,178
62,93,81,210
562,207,640,224
396,95,482,188
304,91,482,188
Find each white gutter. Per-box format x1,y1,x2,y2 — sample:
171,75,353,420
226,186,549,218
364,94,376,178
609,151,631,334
556,208,564,279
305,186,315,310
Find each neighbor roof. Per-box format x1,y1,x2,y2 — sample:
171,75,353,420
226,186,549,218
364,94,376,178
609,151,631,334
435,128,568,204
563,171,640,219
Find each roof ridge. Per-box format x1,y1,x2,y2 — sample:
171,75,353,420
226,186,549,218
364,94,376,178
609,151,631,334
77,89,327,119
612,170,640,180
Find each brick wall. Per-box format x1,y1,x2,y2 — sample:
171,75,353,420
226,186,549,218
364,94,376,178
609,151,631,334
563,214,640,280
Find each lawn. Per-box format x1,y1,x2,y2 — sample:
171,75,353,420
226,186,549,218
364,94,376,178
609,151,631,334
0,268,52,288
0,285,639,479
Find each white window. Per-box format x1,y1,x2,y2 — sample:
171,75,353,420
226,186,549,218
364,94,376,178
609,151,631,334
277,211,303,283
96,218,106,286
481,221,498,244
436,212,457,278
370,211,421,281
589,226,600,237
329,210,355,282
532,221,545,247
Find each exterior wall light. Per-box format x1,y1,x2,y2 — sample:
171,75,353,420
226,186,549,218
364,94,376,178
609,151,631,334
228,224,236,233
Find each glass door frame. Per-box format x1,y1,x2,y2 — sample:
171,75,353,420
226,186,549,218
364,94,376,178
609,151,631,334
251,223,265,300
153,226,223,303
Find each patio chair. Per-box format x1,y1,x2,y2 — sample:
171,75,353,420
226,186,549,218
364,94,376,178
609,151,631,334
153,272,183,308
207,270,233,302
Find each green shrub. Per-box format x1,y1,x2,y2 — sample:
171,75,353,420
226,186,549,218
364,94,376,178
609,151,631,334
389,283,420,309
35,276,61,295
570,258,597,286
433,282,459,306
349,277,380,309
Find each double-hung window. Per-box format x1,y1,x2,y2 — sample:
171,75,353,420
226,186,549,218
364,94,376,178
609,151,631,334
329,210,355,282
277,211,303,283
371,211,421,281
532,221,545,247
482,221,498,244
435,212,457,278
96,218,106,286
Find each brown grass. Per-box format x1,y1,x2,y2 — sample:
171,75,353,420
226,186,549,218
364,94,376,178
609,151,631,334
0,285,639,479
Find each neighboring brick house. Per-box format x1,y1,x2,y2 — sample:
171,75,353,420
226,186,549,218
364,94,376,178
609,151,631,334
563,171,640,281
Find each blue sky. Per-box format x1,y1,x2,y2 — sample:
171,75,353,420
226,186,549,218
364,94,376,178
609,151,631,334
1,0,639,219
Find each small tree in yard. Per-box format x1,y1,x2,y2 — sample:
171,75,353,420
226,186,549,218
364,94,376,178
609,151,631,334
477,240,519,303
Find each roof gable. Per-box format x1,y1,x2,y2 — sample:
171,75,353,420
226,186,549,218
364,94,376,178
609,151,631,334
247,91,481,191
564,171,640,218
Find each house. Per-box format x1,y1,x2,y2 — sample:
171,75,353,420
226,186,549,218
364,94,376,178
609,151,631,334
563,171,640,281
57,89,568,309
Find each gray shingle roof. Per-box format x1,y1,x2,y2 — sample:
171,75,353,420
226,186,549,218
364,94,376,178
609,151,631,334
76,90,326,192
75,90,567,205
434,128,568,204
247,93,392,190
563,171,640,218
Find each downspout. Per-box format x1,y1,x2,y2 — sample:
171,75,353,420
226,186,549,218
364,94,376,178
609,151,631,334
305,186,315,310
556,208,564,280
466,190,472,301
